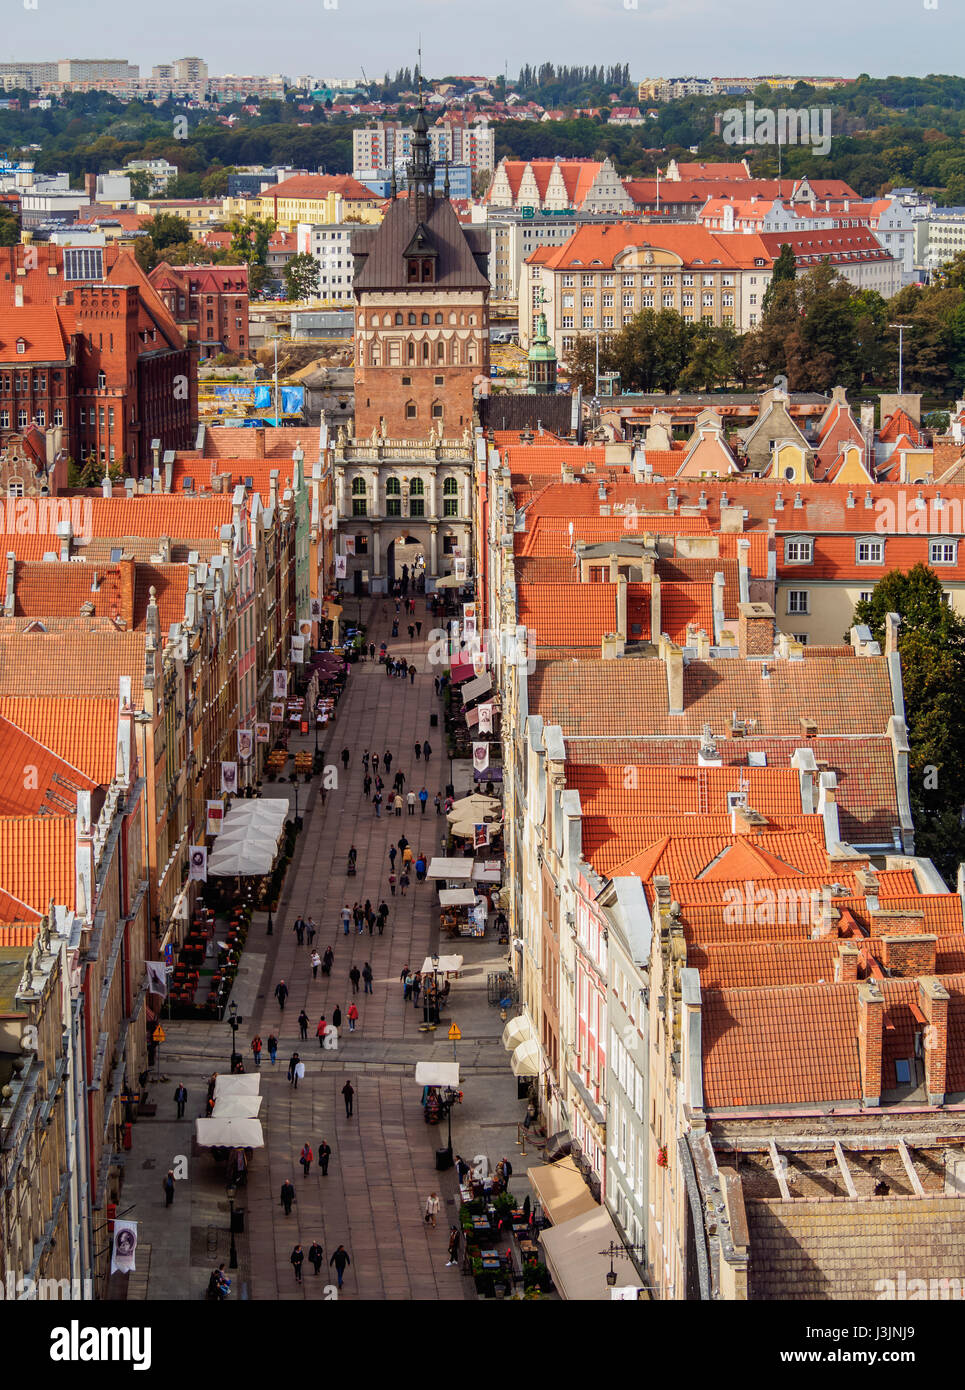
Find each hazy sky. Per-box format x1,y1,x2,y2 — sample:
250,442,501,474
2,0,963,81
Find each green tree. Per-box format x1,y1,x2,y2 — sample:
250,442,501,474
127,169,152,199
761,242,796,316
853,565,965,883
141,211,193,251
283,252,319,300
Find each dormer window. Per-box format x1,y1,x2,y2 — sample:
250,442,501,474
15,339,25,354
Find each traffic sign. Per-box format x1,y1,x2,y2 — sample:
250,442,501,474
153,1025,166,1043
448,1023,461,1041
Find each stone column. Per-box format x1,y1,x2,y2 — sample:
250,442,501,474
428,470,437,518
429,523,438,576
372,527,381,577
462,471,471,519
335,469,345,518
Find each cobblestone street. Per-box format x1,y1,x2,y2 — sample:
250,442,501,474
121,594,539,1301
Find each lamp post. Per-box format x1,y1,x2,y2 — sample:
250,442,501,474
227,1186,239,1270
599,1241,648,1291
228,1001,243,1071
889,322,912,395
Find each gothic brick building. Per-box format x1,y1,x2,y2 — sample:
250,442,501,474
351,105,490,440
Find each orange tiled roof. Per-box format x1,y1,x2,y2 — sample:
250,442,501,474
0,697,118,783
0,629,146,701
0,921,40,943
0,715,97,815
517,582,616,648
0,817,76,915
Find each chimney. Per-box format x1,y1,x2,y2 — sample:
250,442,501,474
665,641,684,715
4,552,14,618
856,979,884,1106
650,573,661,643
118,555,135,629
878,933,937,978
601,632,624,660
151,439,161,475
737,602,775,658
269,469,280,510
918,976,949,1105
124,477,135,499
667,487,677,512
85,172,96,199
616,576,627,642
884,612,900,657
14,284,23,308
712,571,726,642
696,628,711,659
835,941,860,983
736,538,751,603
101,473,112,498
732,804,767,835
57,520,72,563
719,505,744,533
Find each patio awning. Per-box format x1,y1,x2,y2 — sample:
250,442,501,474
527,1156,599,1227
450,660,475,684
439,889,476,907
427,857,474,880
502,1014,535,1052
195,1117,265,1149
434,574,464,589
511,1038,541,1078
213,1073,262,1098
415,1062,460,1086
472,865,501,883
461,673,492,702
540,1204,624,1301
420,954,463,974
208,797,290,877
212,1095,263,1119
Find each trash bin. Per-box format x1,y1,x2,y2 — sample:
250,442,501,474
430,713,438,727
435,1146,454,1172
230,1208,245,1234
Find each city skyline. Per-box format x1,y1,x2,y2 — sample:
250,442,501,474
1,0,963,83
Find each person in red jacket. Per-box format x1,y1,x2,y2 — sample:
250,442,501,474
299,1143,314,1177
316,1016,328,1048
347,1001,359,1033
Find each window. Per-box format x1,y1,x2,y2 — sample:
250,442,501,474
662,294,674,308
582,275,594,287
582,315,594,329
408,312,417,325
401,375,411,386
17,409,27,428
562,294,574,309
622,293,634,308
561,316,574,329
434,375,444,386
702,293,714,307
682,293,693,307
787,590,809,614
34,409,44,426
785,539,813,564
405,402,417,418
702,275,714,286
351,476,367,517
642,275,654,287
856,539,884,564
354,535,368,555
622,274,634,286
7,480,22,498
434,313,443,324
443,476,458,515
97,370,106,390
0,411,8,429
791,633,808,644
562,275,574,287
385,476,402,517
641,294,653,307
859,591,873,603
432,402,443,420
602,293,613,308
395,312,403,325
602,274,614,286
930,540,957,565
409,477,425,517
682,273,694,286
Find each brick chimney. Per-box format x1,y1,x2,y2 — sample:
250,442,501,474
835,941,860,983
869,908,924,938
737,602,775,658
919,976,949,1105
878,934,937,978
117,555,136,629
857,979,884,1106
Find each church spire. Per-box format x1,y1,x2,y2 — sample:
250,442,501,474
407,97,435,220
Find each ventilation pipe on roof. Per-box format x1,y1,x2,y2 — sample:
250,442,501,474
667,487,677,512
3,553,14,618
774,491,784,510
846,489,855,508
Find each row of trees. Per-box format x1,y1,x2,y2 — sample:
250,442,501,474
565,251,965,399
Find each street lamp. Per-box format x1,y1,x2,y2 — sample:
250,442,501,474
227,1001,243,1070
599,1240,648,1291
227,1186,239,1270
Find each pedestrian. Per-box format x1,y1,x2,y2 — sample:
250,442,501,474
174,1082,187,1118
322,946,334,976
311,950,321,979
298,1009,309,1041
435,792,442,815
408,624,415,641
414,740,422,761
389,845,397,870
308,1240,324,1276
318,1138,332,1176
446,1225,461,1267
293,1058,305,1089
300,1142,314,1177
400,871,410,897
415,854,426,883
423,739,431,762
398,834,408,853
369,642,376,659
362,749,369,771
455,1154,470,1183
306,916,317,946
406,789,415,814
316,1016,328,1047
293,915,306,946
288,1051,300,1084
500,1155,514,1192
250,1034,263,1067
394,769,406,792
341,903,351,936
424,1192,441,1228
332,1004,342,1030
378,900,389,933
392,619,398,637
341,746,350,770
290,1243,304,1283
385,657,393,678
349,965,361,994
409,664,416,684
419,787,428,814
366,908,375,935
363,773,372,798
267,1034,278,1065
374,790,383,817
275,979,289,1010
388,872,397,895
403,971,413,1001
342,1080,355,1117
371,752,379,774
163,1170,176,1206
329,1245,351,1288
412,973,422,1006
280,1179,296,1216
403,845,414,869
362,962,373,995
393,793,403,817
347,1001,359,1032
434,675,440,696
384,751,392,773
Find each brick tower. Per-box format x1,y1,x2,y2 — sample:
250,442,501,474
351,104,490,440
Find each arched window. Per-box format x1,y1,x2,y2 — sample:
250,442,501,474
443,475,458,514
405,401,417,419
436,341,445,362
421,313,430,325
385,476,401,516
351,475,367,517
432,402,444,420
409,477,425,517
434,312,443,324
449,312,457,325
384,313,392,326
408,312,416,325
407,341,415,362
409,478,424,495
422,341,429,362
394,312,403,325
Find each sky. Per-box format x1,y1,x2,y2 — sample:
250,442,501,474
2,0,964,81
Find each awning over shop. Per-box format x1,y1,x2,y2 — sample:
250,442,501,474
420,954,464,974
434,574,464,589
428,857,475,880
461,673,492,702
540,1204,624,1301
212,1095,263,1119
439,889,476,906
527,1156,599,1227
208,798,290,876
195,1117,265,1149
415,1062,460,1086
214,1073,262,1098
511,1038,541,1078
502,1013,535,1052
472,865,501,883
450,660,475,684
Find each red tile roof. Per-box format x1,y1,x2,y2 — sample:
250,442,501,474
0,715,97,815
0,697,119,783
517,582,616,648
0,817,76,915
